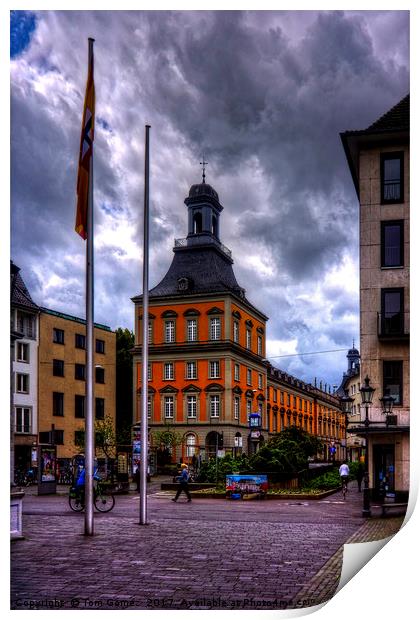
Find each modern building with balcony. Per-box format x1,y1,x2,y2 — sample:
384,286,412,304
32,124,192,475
341,94,410,500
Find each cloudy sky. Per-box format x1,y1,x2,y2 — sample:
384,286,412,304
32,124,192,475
9,8,410,388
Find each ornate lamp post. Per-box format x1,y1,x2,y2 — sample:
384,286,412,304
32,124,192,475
340,389,355,461
360,375,375,517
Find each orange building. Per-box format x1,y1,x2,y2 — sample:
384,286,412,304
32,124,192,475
266,365,345,461
132,179,344,465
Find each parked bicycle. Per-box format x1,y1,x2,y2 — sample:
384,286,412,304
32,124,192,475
59,469,73,485
69,479,115,513
14,468,36,487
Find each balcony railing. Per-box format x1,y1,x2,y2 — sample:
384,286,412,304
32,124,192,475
174,237,232,260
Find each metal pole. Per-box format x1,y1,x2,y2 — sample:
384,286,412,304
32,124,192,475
362,407,371,517
84,37,95,537
140,125,151,525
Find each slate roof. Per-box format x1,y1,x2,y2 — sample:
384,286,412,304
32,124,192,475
148,244,246,299
341,94,409,138
366,94,409,133
10,261,39,312
340,94,409,198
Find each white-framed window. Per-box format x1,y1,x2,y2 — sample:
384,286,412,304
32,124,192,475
257,335,263,356
186,433,196,457
273,389,277,403
164,396,174,418
187,319,197,342
246,400,252,416
16,342,29,363
16,373,29,394
234,363,240,381
187,395,197,418
234,396,240,420
258,402,263,416
234,434,243,447
258,374,263,390
246,329,251,349
280,391,284,405
210,395,220,418
186,361,197,380
148,396,152,419
210,317,221,340
148,321,153,344
246,368,252,385
15,406,31,433
233,321,239,343
148,364,152,381
164,320,175,343
164,362,174,380
17,312,36,339
209,360,220,379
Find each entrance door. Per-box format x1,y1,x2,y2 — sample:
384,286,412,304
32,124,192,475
373,444,395,499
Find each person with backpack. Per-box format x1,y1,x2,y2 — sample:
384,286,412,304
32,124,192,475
172,464,192,502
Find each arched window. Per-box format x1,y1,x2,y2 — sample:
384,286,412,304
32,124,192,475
186,433,196,457
193,212,202,234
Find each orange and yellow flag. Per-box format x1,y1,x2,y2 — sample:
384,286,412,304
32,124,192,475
75,39,95,240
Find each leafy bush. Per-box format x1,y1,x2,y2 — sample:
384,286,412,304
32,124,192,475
197,428,323,483
303,470,341,490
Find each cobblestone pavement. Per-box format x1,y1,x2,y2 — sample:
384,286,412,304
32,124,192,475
10,481,404,611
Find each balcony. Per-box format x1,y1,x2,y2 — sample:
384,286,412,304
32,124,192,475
174,237,232,260
377,312,409,341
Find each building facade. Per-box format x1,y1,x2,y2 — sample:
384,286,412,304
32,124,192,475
132,180,344,465
341,94,410,499
267,365,345,462
11,262,40,476
337,346,364,461
38,308,117,466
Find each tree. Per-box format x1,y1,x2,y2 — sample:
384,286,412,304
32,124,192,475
74,415,117,459
115,327,135,441
152,426,184,468
249,427,323,474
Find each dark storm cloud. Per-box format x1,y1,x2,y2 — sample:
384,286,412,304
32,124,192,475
136,10,407,287
10,9,409,385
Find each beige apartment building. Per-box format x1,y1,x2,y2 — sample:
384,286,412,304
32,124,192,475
337,345,364,462
38,308,116,465
341,94,409,500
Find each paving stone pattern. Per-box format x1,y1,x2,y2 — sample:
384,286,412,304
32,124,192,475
10,481,404,611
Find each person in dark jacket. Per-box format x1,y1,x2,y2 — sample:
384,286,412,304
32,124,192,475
172,464,192,502
356,461,365,492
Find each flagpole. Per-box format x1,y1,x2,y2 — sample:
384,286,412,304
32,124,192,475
140,124,151,525
85,37,95,536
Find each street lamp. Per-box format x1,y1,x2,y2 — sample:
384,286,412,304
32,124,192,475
340,389,354,461
360,375,375,517
379,390,395,417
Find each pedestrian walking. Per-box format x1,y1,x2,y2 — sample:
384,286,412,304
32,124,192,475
356,461,365,492
172,464,192,502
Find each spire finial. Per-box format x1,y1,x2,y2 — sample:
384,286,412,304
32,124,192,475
352,338,355,348
200,156,208,183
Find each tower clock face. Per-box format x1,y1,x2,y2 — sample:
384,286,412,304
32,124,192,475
177,277,189,291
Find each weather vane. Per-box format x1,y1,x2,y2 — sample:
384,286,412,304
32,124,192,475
200,156,208,183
